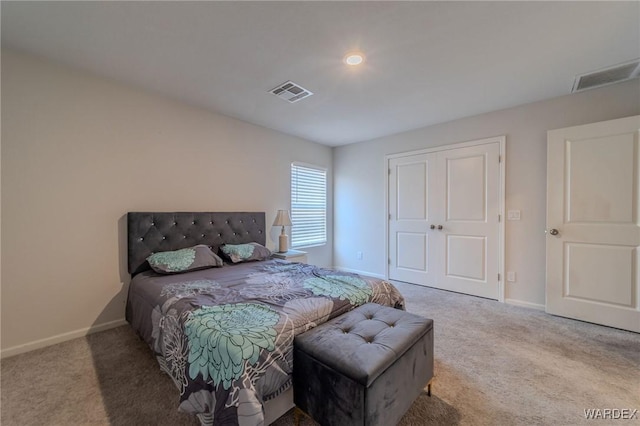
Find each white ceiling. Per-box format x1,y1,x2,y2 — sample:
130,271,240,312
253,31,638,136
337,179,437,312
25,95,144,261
2,1,639,146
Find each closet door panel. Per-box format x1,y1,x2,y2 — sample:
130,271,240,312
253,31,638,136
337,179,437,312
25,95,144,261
437,143,500,299
388,153,439,285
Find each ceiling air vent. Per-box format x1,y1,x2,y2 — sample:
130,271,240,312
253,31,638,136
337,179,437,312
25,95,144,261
572,59,640,93
269,81,313,103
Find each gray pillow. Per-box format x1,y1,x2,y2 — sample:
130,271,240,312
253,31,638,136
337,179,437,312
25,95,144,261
147,244,223,274
220,242,272,263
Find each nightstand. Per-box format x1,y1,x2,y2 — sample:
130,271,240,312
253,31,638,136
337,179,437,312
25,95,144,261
272,249,308,263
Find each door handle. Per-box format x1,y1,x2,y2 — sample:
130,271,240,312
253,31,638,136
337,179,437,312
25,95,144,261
437,225,443,230
546,228,559,236
430,224,435,230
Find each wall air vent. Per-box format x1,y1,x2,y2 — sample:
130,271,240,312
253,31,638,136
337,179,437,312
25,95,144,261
572,59,640,93
269,81,314,103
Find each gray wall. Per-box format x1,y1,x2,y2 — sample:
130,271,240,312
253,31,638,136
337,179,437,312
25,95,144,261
1,50,333,354
333,79,640,307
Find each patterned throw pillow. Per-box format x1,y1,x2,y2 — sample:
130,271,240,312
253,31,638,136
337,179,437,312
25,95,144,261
147,244,223,274
220,242,272,263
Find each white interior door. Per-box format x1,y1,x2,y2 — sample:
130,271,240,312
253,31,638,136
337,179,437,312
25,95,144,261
546,115,640,332
388,140,502,300
388,153,439,285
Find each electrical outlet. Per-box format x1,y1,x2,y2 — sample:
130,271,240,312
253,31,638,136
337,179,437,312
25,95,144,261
357,251,363,260
507,271,516,282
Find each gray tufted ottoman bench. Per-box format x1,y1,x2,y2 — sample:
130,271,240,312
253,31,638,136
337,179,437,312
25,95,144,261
293,303,434,426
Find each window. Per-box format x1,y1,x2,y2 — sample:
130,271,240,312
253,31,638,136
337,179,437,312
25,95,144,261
291,163,327,248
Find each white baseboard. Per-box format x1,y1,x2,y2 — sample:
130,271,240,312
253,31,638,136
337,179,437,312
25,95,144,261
333,266,386,280
505,298,545,311
1,318,127,359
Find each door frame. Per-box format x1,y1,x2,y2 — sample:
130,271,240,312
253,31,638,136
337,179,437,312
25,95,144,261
385,136,506,302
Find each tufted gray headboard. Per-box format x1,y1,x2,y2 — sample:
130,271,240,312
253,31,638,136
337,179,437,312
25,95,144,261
128,212,266,275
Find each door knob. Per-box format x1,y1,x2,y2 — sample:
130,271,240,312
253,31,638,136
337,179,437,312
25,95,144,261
548,228,559,236
430,224,435,230
437,225,443,230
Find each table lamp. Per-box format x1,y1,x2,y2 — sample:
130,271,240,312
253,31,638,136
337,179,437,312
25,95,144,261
273,210,292,253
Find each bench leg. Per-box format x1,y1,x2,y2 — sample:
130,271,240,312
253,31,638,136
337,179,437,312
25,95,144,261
421,379,433,397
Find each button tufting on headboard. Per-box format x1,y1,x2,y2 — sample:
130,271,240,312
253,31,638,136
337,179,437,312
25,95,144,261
127,212,266,275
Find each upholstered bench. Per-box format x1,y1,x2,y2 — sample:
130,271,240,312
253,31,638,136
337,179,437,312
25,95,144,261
293,303,434,426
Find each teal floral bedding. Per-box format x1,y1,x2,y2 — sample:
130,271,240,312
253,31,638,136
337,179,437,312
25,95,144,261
126,259,404,426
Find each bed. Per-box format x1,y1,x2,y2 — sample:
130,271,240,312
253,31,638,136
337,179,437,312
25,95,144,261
126,212,405,425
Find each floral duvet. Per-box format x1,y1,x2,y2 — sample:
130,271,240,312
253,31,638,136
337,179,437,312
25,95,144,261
126,259,405,426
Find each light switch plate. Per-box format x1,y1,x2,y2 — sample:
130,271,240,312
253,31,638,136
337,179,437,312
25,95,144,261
507,271,516,282
507,210,521,220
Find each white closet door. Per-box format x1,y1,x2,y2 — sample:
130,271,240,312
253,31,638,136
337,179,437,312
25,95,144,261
388,141,501,300
546,116,640,332
388,153,439,285
435,143,500,299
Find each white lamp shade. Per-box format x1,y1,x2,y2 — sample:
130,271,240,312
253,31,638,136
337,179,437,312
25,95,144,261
273,210,292,227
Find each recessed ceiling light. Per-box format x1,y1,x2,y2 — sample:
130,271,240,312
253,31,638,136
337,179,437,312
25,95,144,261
344,52,365,66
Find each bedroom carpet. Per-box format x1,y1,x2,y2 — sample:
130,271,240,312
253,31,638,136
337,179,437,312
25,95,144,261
1,282,638,426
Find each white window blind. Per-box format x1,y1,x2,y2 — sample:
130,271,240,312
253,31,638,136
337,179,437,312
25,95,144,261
291,163,327,248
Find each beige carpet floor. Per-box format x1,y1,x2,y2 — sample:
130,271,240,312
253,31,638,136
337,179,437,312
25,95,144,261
2,282,639,425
